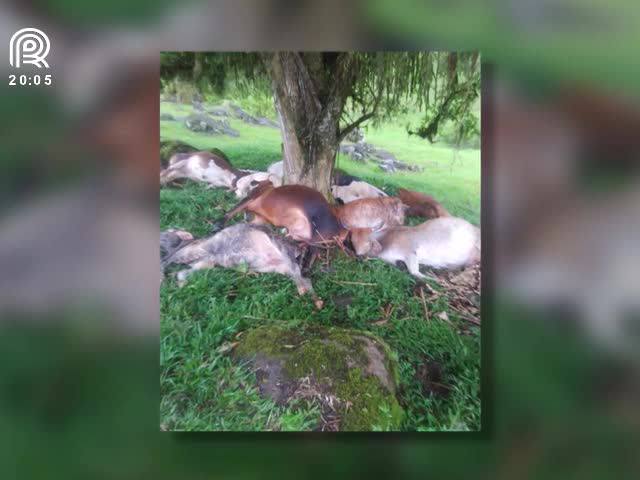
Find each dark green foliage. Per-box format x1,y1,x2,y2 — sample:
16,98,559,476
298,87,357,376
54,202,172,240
160,52,481,145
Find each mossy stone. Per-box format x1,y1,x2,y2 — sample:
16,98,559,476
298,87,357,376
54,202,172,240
235,325,404,431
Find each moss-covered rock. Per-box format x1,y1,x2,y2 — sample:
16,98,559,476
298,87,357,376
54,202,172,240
159,140,230,167
235,325,404,431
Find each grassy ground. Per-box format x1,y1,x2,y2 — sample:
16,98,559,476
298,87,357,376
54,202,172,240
160,100,481,431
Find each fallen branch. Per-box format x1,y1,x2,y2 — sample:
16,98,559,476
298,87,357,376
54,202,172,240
450,307,481,326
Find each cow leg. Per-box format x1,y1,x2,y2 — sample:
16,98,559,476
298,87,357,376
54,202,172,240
335,235,355,257
175,258,216,287
276,262,323,309
262,260,323,309
292,274,323,309
300,245,320,274
287,217,312,241
160,167,184,185
405,254,426,280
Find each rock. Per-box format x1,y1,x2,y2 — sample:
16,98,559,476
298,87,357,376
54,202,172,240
229,103,259,124
372,150,424,173
345,128,365,143
160,113,175,121
229,103,279,128
257,117,280,128
338,142,376,163
338,141,423,173
372,148,396,161
207,107,229,117
235,325,404,431
339,144,353,153
184,114,240,137
378,162,396,173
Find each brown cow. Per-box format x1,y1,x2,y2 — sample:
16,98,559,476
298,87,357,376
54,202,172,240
333,197,406,231
214,182,346,244
397,188,450,219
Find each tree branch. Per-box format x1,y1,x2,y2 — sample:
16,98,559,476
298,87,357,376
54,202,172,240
320,53,356,124
337,111,375,143
337,80,383,143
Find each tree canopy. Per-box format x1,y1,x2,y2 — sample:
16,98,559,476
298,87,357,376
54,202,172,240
161,52,480,145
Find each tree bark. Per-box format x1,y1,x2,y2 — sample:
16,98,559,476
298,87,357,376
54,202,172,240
268,52,355,198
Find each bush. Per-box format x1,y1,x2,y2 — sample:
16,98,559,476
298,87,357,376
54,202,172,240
437,119,480,149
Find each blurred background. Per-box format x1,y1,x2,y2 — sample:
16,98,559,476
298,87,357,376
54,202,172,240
1,0,639,477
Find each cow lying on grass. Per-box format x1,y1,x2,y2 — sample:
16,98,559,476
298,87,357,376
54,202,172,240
161,223,323,309
332,181,388,204
215,181,346,245
333,197,406,231
398,188,450,219
350,217,480,278
331,169,388,204
160,151,248,189
234,171,283,198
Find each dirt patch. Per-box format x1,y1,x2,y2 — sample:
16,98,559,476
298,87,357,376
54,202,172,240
249,360,351,431
415,358,452,398
252,355,298,405
412,264,481,329
288,376,348,432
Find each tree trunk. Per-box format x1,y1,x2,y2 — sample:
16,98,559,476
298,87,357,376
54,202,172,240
274,94,337,198
268,52,355,198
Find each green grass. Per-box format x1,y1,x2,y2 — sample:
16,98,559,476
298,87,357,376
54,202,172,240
160,100,481,431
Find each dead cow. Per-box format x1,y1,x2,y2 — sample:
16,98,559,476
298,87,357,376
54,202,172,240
333,169,361,186
350,217,480,277
332,181,387,204
160,151,246,189
215,182,345,244
267,160,284,178
160,228,194,261
161,223,323,308
333,197,405,231
398,188,450,219
234,171,283,198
